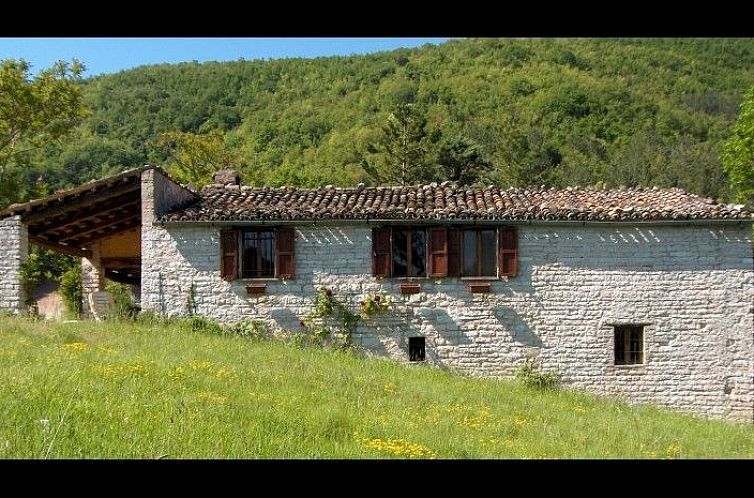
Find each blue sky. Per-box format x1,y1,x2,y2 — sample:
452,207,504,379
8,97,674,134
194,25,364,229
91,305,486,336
0,38,449,77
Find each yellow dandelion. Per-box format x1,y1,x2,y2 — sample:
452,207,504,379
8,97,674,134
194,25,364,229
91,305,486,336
197,391,227,404
574,406,587,414
383,382,398,394
168,367,186,381
62,342,88,351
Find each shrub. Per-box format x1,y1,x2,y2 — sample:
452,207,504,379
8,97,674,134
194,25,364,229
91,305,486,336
105,281,139,319
59,265,83,318
226,320,270,340
181,315,224,335
516,358,560,390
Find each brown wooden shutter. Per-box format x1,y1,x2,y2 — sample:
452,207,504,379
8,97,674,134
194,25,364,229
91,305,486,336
447,228,461,277
275,227,295,279
498,227,518,277
220,229,239,281
428,227,448,278
372,228,391,278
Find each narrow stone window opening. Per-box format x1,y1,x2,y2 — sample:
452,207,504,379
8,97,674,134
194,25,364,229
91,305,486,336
614,325,644,365
408,337,425,362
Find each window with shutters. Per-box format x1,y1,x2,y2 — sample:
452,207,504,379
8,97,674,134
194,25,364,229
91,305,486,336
223,227,295,280
461,229,497,277
614,325,644,365
241,229,275,278
372,226,517,279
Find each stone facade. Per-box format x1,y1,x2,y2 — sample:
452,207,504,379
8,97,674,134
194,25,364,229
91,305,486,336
140,218,754,422
141,168,198,316
0,216,28,313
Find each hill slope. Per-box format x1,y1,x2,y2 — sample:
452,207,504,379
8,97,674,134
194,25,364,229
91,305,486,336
23,38,754,202
1,317,752,458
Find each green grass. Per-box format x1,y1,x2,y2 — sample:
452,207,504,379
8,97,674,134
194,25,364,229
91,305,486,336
0,316,752,459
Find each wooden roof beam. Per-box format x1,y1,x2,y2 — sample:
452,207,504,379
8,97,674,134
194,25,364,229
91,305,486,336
67,220,141,247
49,203,140,239
22,181,140,224
58,213,141,242
28,235,92,258
28,195,140,234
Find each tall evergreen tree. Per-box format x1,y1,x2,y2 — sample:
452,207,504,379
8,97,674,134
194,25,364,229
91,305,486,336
361,103,433,185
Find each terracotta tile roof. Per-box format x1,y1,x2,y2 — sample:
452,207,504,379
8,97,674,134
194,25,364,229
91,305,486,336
161,183,751,223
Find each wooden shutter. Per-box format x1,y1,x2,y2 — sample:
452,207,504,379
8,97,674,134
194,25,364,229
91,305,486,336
447,228,461,277
275,227,295,279
428,227,448,278
498,227,518,277
220,229,239,281
372,228,391,278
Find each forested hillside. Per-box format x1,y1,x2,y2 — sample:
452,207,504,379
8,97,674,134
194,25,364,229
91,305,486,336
15,38,754,204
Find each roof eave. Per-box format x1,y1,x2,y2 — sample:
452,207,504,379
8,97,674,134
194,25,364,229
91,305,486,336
156,217,753,228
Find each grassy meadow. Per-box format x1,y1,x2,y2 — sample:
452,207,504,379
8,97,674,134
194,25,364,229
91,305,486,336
0,316,752,459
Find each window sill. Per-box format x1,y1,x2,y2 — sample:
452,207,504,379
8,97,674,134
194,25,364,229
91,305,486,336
613,363,646,368
240,278,280,282
460,276,498,281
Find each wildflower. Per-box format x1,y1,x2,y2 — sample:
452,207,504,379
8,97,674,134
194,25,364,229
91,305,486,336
62,342,88,351
299,319,307,328
39,419,50,429
574,406,587,414
168,367,185,381
361,437,436,459
197,391,227,404
383,383,398,394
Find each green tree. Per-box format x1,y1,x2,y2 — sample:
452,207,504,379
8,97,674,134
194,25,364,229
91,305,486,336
362,103,434,185
722,85,754,205
436,136,492,186
151,130,246,186
0,59,87,206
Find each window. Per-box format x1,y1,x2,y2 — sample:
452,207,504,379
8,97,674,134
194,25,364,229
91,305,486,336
462,229,497,277
372,226,517,279
614,325,644,365
220,227,295,281
392,229,426,277
242,229,275,278
409,337,425,362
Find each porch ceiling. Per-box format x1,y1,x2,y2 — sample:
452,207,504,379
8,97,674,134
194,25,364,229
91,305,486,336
0,167,147,258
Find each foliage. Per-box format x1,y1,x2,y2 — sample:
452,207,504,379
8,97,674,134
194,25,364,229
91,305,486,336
225,320,270,341
436,136,492,186
7,38,751,208
104,281,139,320
303,287,361,347
0,59,87,207
150,130,246,187
58,264,82,319
180,315,225,335
722,84,754,205
1,315,753,458
19,254,44,308
361,103,436,184
515,358,560,390
185,282,197,316
358,293,391,318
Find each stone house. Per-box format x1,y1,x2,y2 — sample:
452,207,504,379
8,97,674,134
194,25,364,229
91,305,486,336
1,166,752,422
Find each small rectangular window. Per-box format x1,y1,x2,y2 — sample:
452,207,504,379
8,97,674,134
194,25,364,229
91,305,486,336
614,325,644,365
392,229,426,277
462,228,497,277
409,337,425,362
242,229,275,278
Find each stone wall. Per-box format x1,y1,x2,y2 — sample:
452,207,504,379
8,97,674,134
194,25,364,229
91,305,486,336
0,216,28,313
140,167,198,315
140,221,754,422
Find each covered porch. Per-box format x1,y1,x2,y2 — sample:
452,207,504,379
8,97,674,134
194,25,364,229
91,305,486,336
0,167,145,317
